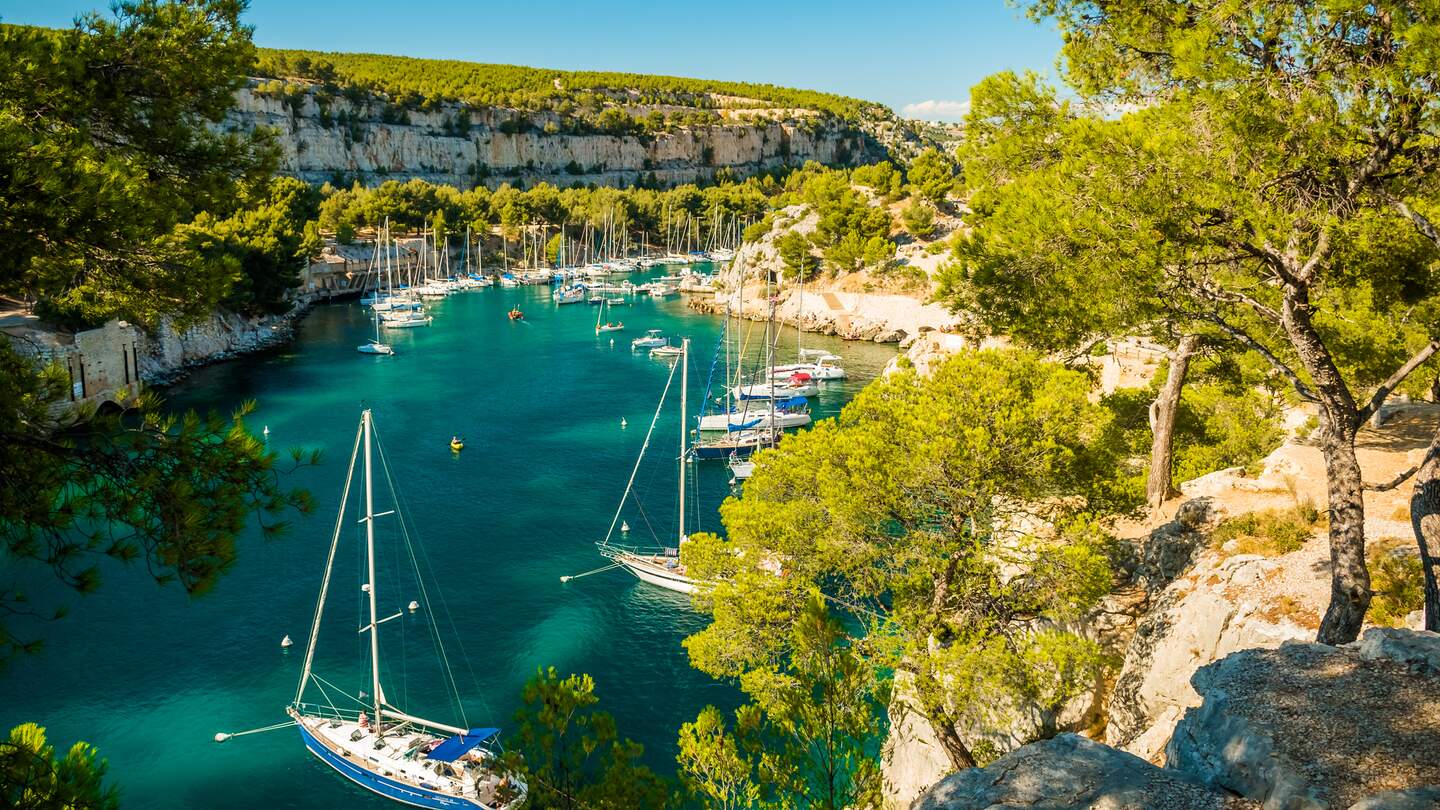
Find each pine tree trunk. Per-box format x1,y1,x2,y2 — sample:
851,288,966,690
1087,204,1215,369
1315,418,1372,643
1147,335,1199,519
1280,286,1371,644
1411,423,1440,632
922,707,977,771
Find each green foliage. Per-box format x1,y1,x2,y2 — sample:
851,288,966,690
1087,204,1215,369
1099,354,1287,489
178,177,322,316
950,6,1440,638
1368,541,1425,627
0,723,117,809
678,594,886,810
316,177,773,248
900,198,936,239
785,168,894,272
1212,506,1322,558
253,47,887,127
676,707,756,810
0,344,319,664
850,160,902,200
0,2,319,668
776,231,819,281
906,148,956,204
685,349,1138,765
506,668,669,810
0,5,277,329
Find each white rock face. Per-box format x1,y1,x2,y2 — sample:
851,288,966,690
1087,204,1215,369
227,87,881,188
882,682,955,809
138,308,296,383
1103,545,1324,762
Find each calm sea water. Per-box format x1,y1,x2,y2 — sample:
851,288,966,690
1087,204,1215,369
0,267,896,808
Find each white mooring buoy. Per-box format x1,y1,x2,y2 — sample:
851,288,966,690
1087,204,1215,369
280,634,293,648
214,732,231,743
361,583,371,593
408,600,419,612
262,425,270,438
621,417,628,428
621,520,630,533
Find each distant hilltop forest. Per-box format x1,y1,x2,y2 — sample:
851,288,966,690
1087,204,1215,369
254,48,891,126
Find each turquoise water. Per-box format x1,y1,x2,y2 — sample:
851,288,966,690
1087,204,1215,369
0,268,896,808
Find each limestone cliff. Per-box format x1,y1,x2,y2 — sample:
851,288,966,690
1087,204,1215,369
227,85,885,189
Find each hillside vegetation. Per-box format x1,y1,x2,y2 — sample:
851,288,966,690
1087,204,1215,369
255,48,887,123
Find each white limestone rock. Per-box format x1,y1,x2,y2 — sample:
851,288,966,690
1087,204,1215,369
911,733,1256,810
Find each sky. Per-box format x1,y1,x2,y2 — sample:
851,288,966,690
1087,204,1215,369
0,1,1065,120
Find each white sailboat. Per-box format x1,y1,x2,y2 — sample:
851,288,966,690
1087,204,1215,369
288,410,524,809
595,297,624,334
357,307,395,355
597,339,701,594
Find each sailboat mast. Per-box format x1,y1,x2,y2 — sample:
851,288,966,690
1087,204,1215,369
362,410,382,724
796,261,804,359
294,417,364,706
678,338,688,545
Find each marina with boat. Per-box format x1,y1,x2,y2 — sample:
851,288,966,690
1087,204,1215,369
140,229,896,808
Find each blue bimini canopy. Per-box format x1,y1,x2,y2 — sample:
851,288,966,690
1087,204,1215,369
775,396,808,410
428,728,500,762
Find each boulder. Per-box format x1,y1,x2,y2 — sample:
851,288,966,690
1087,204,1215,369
912,733,1256,810
1352,627,1440,676
1104,542,1327,761
1346,787,1440,810
1166,633,1440,808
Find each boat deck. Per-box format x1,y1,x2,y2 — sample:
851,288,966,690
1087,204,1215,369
295,713,519,809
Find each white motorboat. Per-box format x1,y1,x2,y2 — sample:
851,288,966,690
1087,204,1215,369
733,377,819,399
772,351,846,380
631,329,666,350
696,407,810,432
381,312,433,328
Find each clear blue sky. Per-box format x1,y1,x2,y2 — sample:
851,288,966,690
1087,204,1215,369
0,1,1063,119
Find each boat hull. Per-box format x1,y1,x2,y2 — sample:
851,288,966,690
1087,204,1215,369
617,556,697,594
297,723,485,809
697,411,811,431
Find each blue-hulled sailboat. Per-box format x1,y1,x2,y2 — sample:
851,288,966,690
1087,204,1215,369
289,410,524,809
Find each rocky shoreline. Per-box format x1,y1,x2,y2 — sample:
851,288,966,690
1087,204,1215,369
139,300,315,387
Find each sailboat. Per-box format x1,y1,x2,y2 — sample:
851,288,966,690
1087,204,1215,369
698,286,810,431
596,340,701,594
595,297,624,333
289,410,524,809
357,307,396,355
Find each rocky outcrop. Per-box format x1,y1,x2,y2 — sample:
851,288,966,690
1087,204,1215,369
689,205,961,343
914,629,1440,810
229,86,882,189
138,307,299,384
1102,542,1327,762
913,733,1257,810
1167,631,1440,808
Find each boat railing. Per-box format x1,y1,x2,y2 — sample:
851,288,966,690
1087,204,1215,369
292,702,369,726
